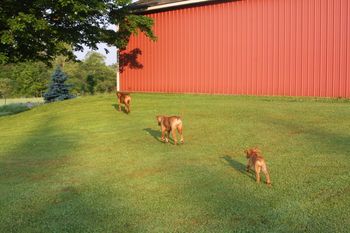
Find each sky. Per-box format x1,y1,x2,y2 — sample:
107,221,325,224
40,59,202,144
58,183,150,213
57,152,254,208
74,24,117,65
73,0,141,65
74,43,117,65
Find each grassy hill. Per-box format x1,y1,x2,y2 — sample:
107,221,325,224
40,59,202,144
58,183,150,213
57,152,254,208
0,94,349,233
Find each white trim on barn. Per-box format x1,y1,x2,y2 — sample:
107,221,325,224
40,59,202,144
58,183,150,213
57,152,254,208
141,0,214,11
116,24,120,92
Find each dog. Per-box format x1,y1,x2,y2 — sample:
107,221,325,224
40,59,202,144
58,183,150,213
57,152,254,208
116,92,131,113
156,115,184,145
245,148,271,186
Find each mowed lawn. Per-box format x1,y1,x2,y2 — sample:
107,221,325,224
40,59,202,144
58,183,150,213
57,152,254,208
0,93,349,233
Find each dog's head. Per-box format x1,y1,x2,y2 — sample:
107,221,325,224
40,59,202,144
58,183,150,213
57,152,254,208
245,148,260,158
156,115,163,126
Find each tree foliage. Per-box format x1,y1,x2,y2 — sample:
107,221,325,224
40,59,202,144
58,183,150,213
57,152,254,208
44,66,74,103
0,78,13,104
0,0,156,64
81,52,116,93
0,52,117,97
86,75,96,95
0,62,49,97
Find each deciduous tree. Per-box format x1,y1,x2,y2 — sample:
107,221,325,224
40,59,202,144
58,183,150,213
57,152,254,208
0,78,13,104
0,0,155,64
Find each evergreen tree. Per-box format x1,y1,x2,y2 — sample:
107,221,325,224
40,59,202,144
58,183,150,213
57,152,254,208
44,66,74,103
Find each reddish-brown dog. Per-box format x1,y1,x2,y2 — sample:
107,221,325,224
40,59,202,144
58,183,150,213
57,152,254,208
116,92,131,113
156,115,184,145
245,148,271,186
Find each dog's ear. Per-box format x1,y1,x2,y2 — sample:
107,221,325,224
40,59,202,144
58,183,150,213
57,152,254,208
251,148,260,154
245,149,250,158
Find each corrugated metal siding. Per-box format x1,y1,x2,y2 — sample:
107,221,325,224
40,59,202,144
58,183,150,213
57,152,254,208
120,0,350,98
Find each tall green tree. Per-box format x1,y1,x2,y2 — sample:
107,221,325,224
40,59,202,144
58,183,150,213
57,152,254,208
56,52,116,95
86,75,96,95
0,78,13,104
81,52,116,93
0,62,49,97
0,0,156,64
12,62,50,97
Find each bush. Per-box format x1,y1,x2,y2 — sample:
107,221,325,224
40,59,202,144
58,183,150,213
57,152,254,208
0,103,30,116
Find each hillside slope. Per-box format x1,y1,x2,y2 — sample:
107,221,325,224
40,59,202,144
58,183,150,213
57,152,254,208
0,94,349,233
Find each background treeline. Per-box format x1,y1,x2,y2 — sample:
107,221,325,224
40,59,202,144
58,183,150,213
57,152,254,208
0,52,116,98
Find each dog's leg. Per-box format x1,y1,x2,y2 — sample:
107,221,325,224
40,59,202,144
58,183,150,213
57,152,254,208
262,164,271,185
177,124,184,143
125,98,131,113
117,97,121,111
165,130,170,143
125,102,130,113
161,127,166,142
246,160,251,172
171,128,177,145
255,164,261,183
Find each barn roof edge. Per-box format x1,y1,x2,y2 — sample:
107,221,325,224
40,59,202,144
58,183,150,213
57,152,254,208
130,0,218,13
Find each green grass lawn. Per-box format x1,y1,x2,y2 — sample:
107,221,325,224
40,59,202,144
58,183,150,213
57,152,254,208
0,93,349,233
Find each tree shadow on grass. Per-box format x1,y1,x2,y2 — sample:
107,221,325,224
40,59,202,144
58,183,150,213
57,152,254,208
0,115,140,232
221,155,256,182
42,183,143,233
0,116,74,181
262,116,350,153
0,116,79,232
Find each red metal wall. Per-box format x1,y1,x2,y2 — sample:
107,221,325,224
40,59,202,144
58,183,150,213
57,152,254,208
120,0,350,98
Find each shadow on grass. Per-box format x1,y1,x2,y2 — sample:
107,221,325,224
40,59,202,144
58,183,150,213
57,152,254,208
143,128,180,145
0,115,140,232
143,128,164,143
175,164,273,232
221,155,255,182
0,116,79,231
0,116,74,180
112,104,129,114
45,183,142,233
262,116,350,153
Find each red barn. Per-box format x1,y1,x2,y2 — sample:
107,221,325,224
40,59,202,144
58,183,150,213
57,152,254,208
119,0,350,98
